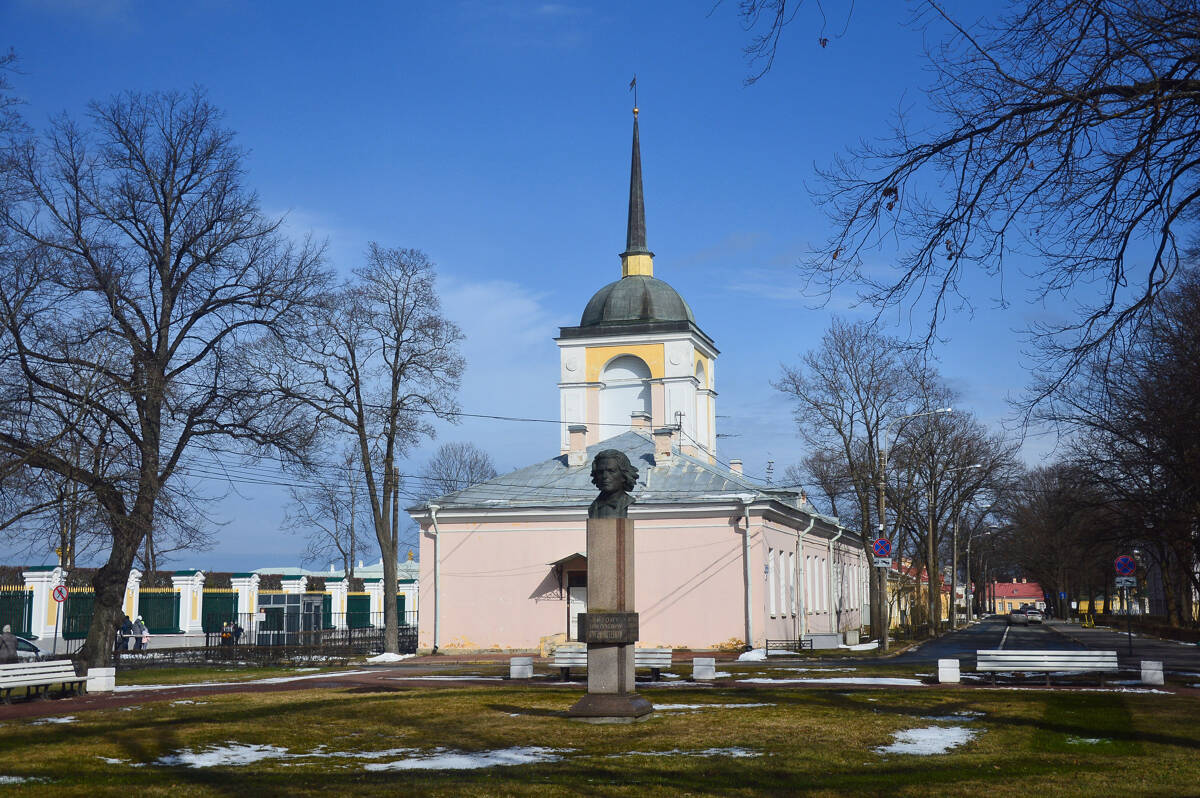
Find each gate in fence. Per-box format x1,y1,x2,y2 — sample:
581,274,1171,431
201,589,239,633
139,588,182,634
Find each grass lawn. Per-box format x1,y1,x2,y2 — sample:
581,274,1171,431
1,666,1198,797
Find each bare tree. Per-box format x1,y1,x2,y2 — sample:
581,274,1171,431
887,399,1018,633
283,450,373,577
1045,266,1200,625
0,89,325,666
774,317,932,650
743,1,1200,403
416,441,498,501
272,244,463,653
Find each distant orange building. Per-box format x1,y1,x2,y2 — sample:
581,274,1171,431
990,579,1045,614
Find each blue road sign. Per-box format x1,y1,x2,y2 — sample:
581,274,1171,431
1114,555,1136,576
872,538,892,558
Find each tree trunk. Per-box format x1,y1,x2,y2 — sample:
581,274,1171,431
78,510,148,667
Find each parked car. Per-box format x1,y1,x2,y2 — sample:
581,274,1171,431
1008,608,1029,625
1024,607,1044,624
15,636,44,662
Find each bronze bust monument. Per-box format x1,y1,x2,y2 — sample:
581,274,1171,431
588,449,639,519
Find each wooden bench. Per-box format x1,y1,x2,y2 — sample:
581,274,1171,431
553,643,674,681
0,660,86,703
976,649,1119,686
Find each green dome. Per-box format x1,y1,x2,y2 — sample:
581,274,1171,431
580,276,695,327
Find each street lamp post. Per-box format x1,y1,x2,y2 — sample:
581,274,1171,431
948,464,982,630
877,407,952,650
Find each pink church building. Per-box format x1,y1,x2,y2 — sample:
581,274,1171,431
411,110,867,652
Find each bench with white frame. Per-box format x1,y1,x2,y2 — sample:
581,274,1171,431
975,649,1119,686
0,660,86,703
553,642,674,681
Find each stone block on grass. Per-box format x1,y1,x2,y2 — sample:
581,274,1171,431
692,657,716,681
509,657,533,679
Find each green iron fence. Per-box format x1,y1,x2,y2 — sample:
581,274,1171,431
201,590,239,633
0,586,33,637
139,588,181,634
347,593,371,629
63,588,95,639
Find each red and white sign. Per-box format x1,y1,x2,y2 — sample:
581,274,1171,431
51,585,69,603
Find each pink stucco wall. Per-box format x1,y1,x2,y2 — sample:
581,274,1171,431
418,507,865,651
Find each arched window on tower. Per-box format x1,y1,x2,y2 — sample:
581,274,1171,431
599,355,651,440
694,360,709,452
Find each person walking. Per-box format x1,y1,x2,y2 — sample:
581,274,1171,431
131,616,148,651
117,615,133,652
0,624,18,664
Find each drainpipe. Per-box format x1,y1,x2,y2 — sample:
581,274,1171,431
795,518,814,638
428,503,442,654
827,528,843,635
738,495,756,650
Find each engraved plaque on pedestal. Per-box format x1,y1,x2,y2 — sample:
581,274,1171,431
578,611,639,645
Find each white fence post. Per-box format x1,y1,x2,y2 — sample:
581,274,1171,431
22,566,65,640
171,570,206,634
327,577,348,629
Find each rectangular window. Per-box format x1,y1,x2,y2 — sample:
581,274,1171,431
768,547,777,617
804,556,811,612
821,557,828,611
788,551,796,615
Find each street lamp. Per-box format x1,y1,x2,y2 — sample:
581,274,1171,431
876,407,952,648
948,463,982,630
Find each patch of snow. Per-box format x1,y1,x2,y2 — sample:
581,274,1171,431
0,776,49,784
643,680,713,688
839,642,879,651
653,703,775,711
994,687,1171,694
875,726,979,756
31,716,76,725
738,677,925,686
613,747,761,759
366,653,415,664
115,669,375,693
363,746,569,771
388,675,503,681
777,667,857,673
155,742,294,768
714,671,732,677
1066,737,1109,745
737,649,767,662
662,672,681,679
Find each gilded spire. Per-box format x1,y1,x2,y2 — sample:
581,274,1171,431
620,103,654,277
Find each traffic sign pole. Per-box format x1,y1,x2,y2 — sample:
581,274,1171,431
50,584,68,657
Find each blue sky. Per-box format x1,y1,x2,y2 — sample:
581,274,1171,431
3,1,1050,570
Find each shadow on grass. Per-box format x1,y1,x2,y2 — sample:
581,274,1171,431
487,703,569,718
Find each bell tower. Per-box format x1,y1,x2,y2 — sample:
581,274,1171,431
555,106,718,460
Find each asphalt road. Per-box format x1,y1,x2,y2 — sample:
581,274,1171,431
887,617,1076,665
886,617,1200,671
